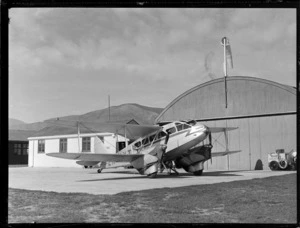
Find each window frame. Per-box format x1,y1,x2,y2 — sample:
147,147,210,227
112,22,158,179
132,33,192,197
82,137,91,152
59,138,68,153
166,127,176,135
38,139,45,153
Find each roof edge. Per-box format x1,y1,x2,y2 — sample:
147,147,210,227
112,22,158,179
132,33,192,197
155,76,296,123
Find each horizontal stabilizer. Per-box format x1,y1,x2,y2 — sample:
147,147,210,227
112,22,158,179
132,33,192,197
209,127,238,133
47,152,144,163
211,150,241,157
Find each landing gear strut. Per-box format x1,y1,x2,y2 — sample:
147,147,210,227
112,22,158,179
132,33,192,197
161,161,179,176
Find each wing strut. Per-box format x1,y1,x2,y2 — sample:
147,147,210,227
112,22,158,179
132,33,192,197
224,125,229,170
77,121,80,152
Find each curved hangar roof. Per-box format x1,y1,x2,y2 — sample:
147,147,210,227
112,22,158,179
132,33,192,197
156,76,296,123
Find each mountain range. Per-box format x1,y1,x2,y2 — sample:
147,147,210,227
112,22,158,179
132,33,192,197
9,103,164,131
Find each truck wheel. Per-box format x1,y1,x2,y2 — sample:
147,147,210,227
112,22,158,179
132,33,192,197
279,160,288,170
269,161,279,171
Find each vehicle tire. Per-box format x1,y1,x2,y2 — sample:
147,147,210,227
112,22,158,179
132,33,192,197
148,172,157,178
278,160,288,170
193,170,203,176
97,168,102,173
269,161,279,171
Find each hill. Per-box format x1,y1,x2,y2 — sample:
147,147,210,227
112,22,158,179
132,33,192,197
9,103,163,131
9,118,27,128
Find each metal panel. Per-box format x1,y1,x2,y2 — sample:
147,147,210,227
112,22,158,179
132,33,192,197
202,115,296,171
156,76,296,123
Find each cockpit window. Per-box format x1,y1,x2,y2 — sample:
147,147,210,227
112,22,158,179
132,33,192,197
175,123,183,131
166,127,176,135
183,124,191,129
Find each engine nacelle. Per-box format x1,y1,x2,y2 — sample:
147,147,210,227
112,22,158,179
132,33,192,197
131,154,158,176
175,145,211,173
186,161,204,173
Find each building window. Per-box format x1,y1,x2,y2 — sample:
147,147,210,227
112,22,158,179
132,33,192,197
60,138,68,153
38,140,45,153
14,143,22,155
22,143,28,155
82,137,91,152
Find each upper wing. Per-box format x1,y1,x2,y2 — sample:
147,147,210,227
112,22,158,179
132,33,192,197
208,127,238,133
211,150,241,157
45,119,161,140
47,152,143,163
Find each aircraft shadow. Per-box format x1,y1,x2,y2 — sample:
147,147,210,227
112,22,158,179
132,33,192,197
79,170,243,182
201,170,245,177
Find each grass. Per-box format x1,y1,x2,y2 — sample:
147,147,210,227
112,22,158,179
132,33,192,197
8,173,297,224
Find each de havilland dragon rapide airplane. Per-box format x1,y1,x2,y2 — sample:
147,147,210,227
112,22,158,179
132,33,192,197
47,120,241,178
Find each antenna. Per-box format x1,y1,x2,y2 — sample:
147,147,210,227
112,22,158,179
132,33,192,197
221,37,233,109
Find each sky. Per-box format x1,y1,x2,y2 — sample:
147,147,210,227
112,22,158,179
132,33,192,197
9,8,296,123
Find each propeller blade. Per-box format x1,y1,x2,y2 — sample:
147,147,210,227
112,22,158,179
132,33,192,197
209,132,212,146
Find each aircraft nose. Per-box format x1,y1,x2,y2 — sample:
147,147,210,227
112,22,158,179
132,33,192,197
203,125,210,135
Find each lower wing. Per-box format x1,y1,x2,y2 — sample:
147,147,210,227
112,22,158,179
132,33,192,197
211,150,241,157
47,152,143,163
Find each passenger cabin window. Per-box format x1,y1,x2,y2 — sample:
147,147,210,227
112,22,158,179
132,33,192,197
142,137,149,146
157,131,167,140
134,141,141,148
149,134,156,143
166,127,176,135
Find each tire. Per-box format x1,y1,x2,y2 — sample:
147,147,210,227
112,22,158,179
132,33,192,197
269,161,279,171
278,160,288,170
97,169,102,173
193,170,203,176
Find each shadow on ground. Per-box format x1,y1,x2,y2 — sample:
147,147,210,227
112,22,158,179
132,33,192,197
79,170,243,182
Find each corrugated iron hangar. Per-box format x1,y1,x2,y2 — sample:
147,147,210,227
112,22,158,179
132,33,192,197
155,76,296,171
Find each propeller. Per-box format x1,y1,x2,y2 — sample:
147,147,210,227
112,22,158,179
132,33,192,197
206,127,213,164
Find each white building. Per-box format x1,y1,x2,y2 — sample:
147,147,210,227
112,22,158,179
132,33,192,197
28,125,128,168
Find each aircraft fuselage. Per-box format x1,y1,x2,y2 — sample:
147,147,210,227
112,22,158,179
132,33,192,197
119,121,209,162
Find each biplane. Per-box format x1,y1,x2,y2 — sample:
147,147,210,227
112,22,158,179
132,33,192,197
47,120,241,178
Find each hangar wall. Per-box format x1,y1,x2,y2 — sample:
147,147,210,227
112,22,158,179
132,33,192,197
156,76,296,171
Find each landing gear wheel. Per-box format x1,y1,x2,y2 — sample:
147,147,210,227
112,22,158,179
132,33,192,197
148,172,157,178
97,168,103,173
193,170,203,176
269,161,279,171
